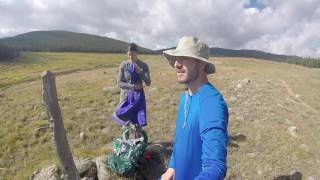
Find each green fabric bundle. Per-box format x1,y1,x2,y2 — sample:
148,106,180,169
106,125,148,176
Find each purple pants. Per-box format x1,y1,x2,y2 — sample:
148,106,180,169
112,89,147,127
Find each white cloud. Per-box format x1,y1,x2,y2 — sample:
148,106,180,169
29,0,48,10
0,0,319,57
0,0,14,4
244,7,259,14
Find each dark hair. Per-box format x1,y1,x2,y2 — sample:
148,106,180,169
128,43,138,52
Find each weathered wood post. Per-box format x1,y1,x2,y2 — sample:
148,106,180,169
41,70,80,180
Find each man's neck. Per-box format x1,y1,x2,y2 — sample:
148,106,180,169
186,76,208,95
130,59,138,63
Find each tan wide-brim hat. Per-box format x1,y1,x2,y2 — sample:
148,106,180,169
163,36,216,74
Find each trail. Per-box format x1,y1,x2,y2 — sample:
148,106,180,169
281,79,319,115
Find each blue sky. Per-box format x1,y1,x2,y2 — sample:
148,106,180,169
244,0,266,10
0,0,319,57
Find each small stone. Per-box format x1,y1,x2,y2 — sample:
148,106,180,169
101,127,110,134
235,116,244,121
80,132,86,141
230,97,237,103
287,126,298,137
257,169,263,175
246,152,257,158
307,176,315,180
242,78,251,84
236,83,242,89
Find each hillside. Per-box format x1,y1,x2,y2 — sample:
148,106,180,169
210,47,298,61
158,47,320,68
0,45,19,61
1,31,319,68
0,53,320,179
0,31,155,54
158,47,296,61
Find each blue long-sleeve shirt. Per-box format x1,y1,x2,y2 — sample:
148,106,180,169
169,83,229,180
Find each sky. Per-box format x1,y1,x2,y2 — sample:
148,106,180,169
0,0,320,58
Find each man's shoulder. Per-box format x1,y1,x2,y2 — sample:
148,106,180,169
179,91,187,97
137,59,149,67
120,60,130,67
200,85,225,103
199,87,228,118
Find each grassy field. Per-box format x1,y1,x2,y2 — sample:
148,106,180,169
0,52,320,179
0,52,126,89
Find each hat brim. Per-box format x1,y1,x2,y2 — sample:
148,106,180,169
163,49,216,74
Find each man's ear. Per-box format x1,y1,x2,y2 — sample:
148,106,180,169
199,62,207,71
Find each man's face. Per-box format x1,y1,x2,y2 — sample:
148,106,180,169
173,57,202,84
127,51,138,60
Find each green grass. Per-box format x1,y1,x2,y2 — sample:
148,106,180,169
1,53,320,179
0,52,127,89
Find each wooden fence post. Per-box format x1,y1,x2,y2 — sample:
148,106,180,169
41,70,80,180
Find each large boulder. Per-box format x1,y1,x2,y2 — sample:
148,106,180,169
74,158,97,179
136,143,166,180
30,142,171,180
95,156,112,180
30,165,61,180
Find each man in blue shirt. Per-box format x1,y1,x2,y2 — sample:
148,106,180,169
161,36,229,180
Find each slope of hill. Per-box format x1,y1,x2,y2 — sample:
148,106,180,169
2,31,318,68
157,47,320,68
0,30,155,54
210,47,297,61
157,47,295,61
0,45,19,61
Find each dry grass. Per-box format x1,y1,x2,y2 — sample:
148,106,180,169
0,53,320,179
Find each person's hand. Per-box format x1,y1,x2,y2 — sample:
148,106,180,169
161,168,175,180
134,83,143,90
134,64,143,74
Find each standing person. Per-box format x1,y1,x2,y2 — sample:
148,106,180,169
161,36,229,180
113,43,151,127
117,43,151,102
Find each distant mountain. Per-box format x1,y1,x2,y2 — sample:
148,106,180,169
157,46,319,68
156,47,175,53
0,45,20,61
157,47,297,61
0,30,155,54
210,47,298,61
1,31,318,67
